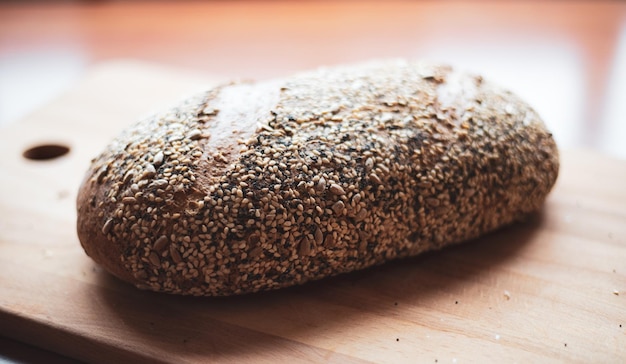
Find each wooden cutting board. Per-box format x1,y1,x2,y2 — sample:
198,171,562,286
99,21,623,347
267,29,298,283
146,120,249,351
0,61,624,363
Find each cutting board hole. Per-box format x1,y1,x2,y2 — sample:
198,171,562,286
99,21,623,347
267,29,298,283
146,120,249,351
23,144,70,161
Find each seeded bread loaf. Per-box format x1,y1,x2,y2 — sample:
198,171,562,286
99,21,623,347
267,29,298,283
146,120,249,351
77,60,559,296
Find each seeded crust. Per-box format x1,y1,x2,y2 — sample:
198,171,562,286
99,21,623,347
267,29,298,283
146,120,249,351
76,60,559,296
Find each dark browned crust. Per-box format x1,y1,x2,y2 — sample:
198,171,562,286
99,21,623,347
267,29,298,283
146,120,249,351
77,172,137,284
76,60,559,296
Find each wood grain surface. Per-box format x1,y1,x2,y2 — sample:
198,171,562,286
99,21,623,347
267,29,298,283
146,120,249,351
0,62,624,363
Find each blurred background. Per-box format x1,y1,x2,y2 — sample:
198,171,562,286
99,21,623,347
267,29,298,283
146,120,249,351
0,0,625,159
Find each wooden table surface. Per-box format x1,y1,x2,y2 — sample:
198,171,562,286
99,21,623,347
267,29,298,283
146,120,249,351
0,1,625,362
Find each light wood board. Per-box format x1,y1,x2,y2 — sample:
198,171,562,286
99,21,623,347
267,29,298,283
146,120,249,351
0,61,624,363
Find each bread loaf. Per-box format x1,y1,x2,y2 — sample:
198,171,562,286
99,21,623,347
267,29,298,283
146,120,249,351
76,60,559,296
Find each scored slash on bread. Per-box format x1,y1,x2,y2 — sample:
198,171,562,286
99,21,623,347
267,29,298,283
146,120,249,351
76,60,559,296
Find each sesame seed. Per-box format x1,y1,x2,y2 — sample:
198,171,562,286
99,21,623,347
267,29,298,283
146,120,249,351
154,235,169,251
202,107,219,116
323,233,335,248
188,129,203,140
369,173,382,185
141,164,156,180
355,208,367,222
153,151,164,166
314,227,324,245
148,252,160,266
332,201,345,215
122,196,136,204
152,179,168,188
299,238,311,256
329,184,345,195
123,171,135,184
102,218,113,235
169,245,182,264
95,171,108,186
249,246,263,258
316,177,326,192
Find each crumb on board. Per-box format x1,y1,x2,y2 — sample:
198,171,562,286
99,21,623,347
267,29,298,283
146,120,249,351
503,290,511,300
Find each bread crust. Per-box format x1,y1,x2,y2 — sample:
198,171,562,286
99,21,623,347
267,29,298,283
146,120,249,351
77,60,559,296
